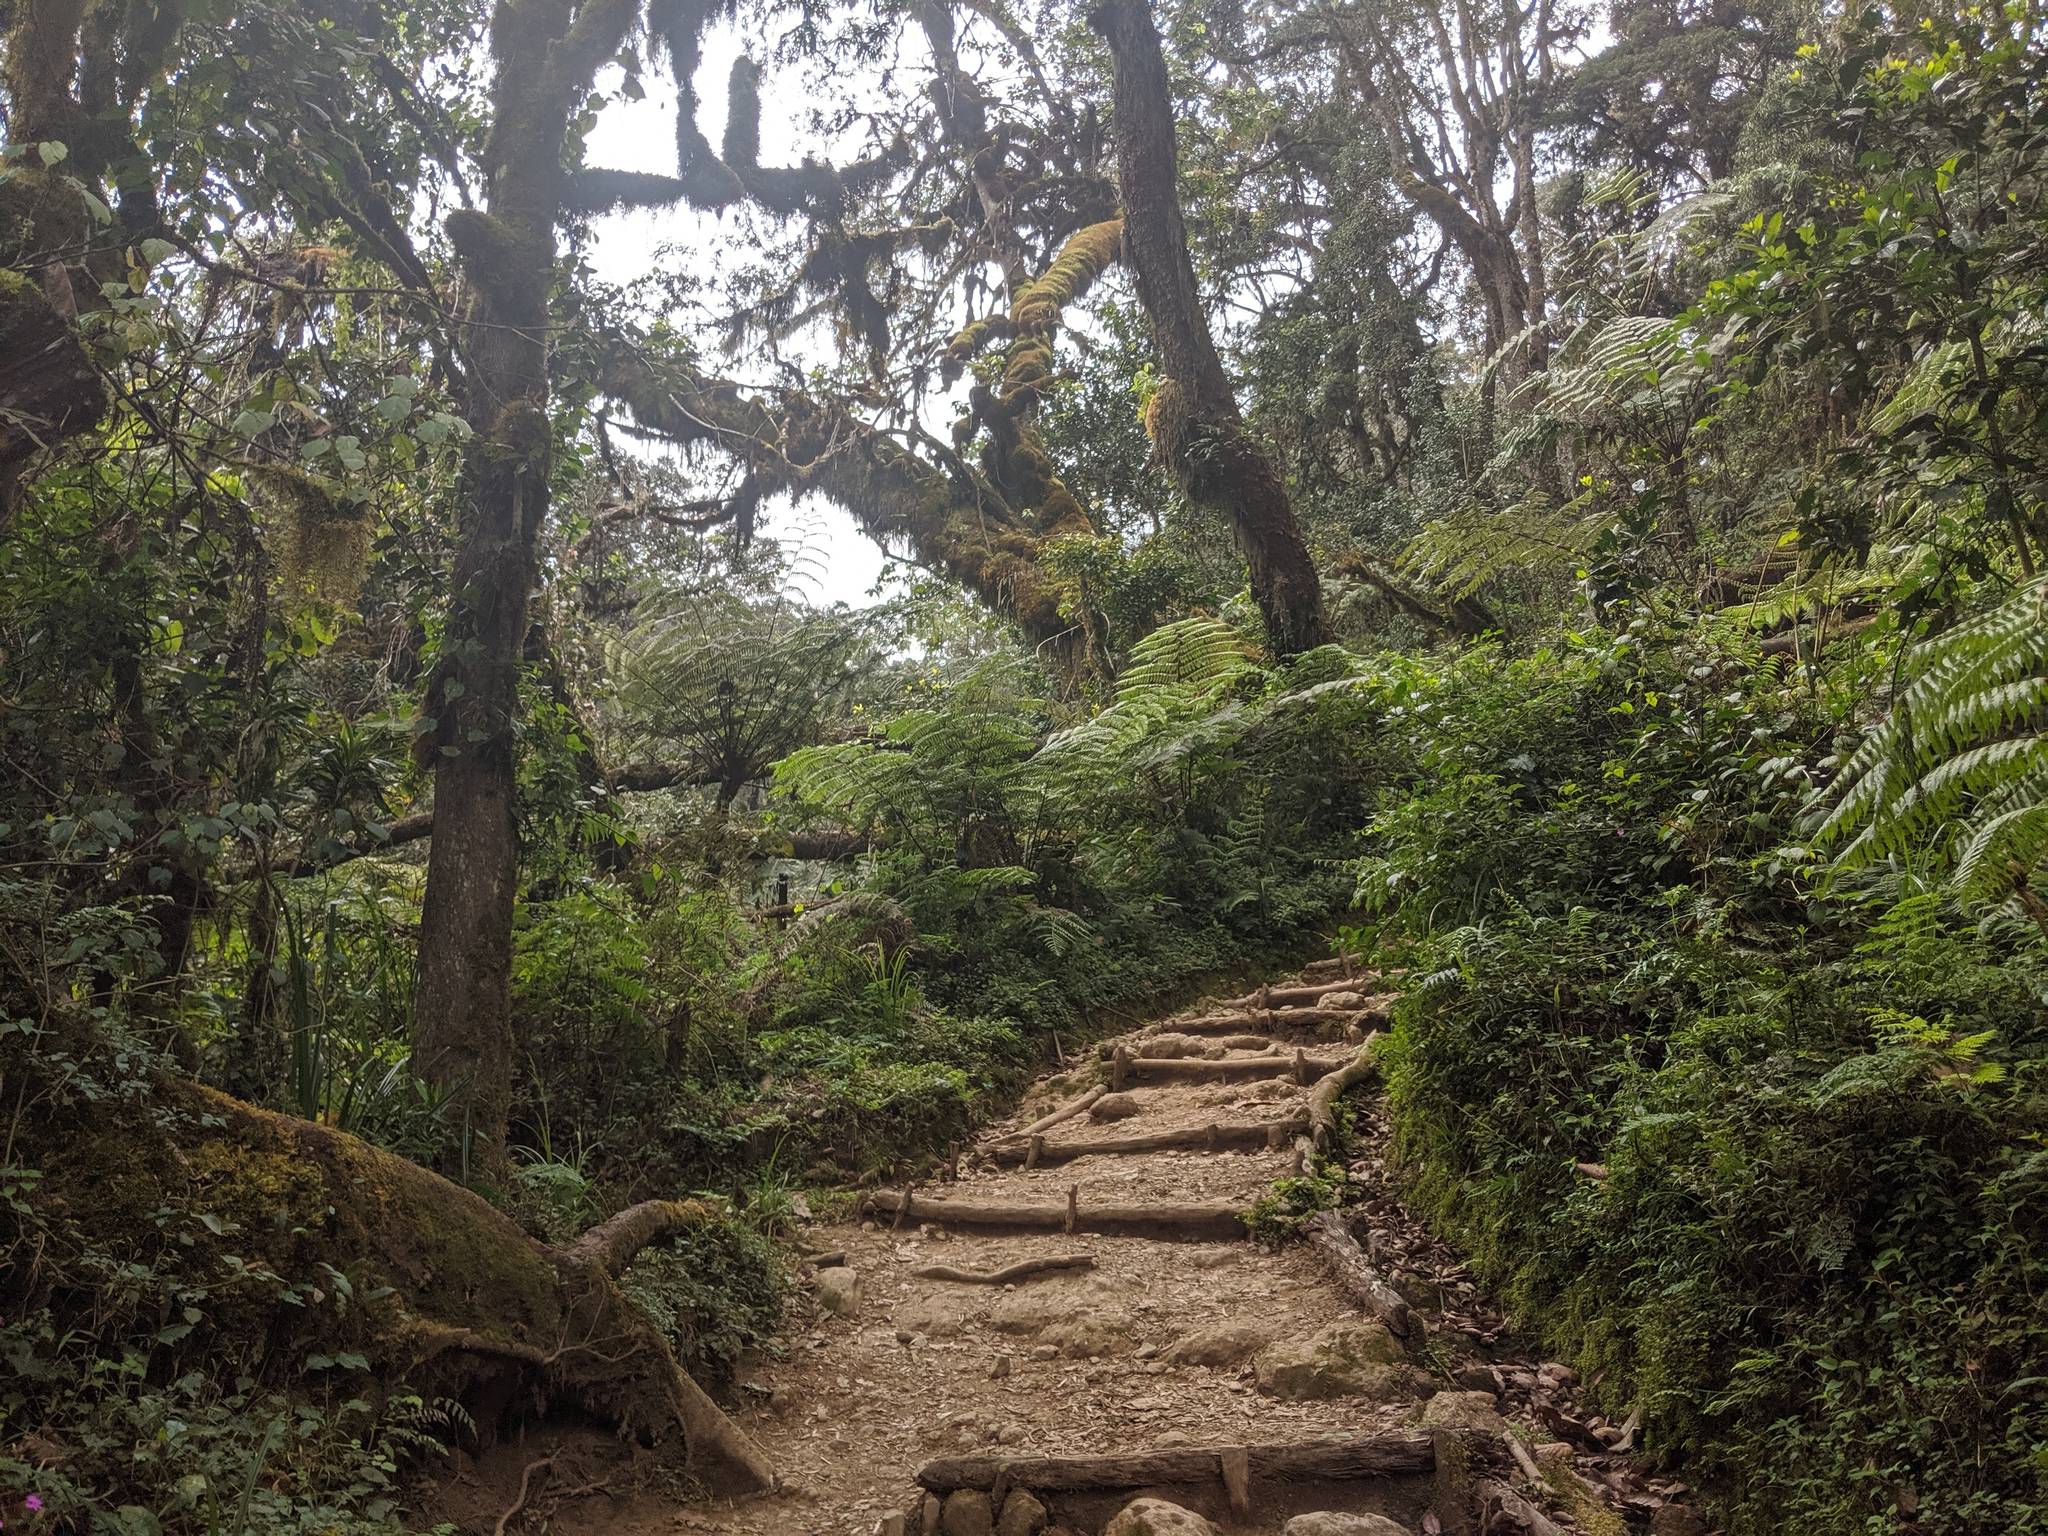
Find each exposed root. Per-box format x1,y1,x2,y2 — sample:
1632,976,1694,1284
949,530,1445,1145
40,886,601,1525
493,1454,555,1536
907,1254,1097,1284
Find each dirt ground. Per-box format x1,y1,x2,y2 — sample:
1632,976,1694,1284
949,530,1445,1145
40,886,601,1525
436,972,1702,1536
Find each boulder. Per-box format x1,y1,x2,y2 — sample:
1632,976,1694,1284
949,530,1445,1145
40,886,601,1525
897,1294,972,1338
1139,1032,1208,1059
941,1489,994,1536
995,1488,1049,1536
1255,1320,1409,1401
1089,1092,1144,1121
1282,1517,1412,1536
1102,1499,1219,1536
816,1265,861,1317
1164,1319,1277,1367
1320,991,1369,1011
1417,1389,1506,1434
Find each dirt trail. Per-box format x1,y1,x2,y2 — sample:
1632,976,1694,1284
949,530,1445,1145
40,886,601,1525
455,965,1704,1536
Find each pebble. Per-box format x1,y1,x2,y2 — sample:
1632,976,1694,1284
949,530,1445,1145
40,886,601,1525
991,1354,1013,1379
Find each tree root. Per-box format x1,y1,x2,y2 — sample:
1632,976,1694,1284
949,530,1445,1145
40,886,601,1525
1304,1209,1411,1338
494,1454,555,1536
27,1078,775,1495
996,1084,1106,1141
907,1254,1096,1283
1308,1035,1380,1149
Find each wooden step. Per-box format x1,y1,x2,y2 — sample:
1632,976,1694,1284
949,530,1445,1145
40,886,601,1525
1110,1045,1349,1088
986,1112,1307,1167
915,1431,1438,1493
862,1188,1246,1241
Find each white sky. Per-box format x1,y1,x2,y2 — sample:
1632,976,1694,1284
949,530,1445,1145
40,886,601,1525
581,25,897,609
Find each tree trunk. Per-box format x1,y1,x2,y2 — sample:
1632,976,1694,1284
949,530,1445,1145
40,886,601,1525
412,0,638,1174
1091,0,1328,658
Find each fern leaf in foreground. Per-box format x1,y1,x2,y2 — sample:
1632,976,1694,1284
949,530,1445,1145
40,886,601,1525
1818,579,2048,911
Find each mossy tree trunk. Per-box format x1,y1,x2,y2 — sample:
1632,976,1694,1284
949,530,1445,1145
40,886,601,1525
1091,0,1330,660
18,1051,774,1492
412,0,642,1174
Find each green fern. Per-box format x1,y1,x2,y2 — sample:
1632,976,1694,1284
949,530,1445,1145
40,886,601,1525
1817,578,2048,917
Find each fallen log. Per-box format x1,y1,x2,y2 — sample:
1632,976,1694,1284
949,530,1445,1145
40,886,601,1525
908,1254,1096,1284
862,1189,1246,1242
1300,955,1363,980
916,1432,1437,1493
1308,1035,1380,1150
997,1084,1108,1141
985,1114,1307,1166
1304,1209,1411,1338
1125,1050,1349,1084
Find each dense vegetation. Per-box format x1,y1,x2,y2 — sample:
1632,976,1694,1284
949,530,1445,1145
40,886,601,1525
4,1,2046,1532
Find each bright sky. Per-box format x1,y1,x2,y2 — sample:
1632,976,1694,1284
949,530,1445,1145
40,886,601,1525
580,25,897,610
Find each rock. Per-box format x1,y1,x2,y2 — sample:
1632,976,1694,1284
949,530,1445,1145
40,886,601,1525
1649,1508,1709,1536
994,1421,1028,1445
815,1266,860,1316
897,1295,971,1338
1418,1390,1506,1434
990,1354,1012,1379
1255,1321,1410,1401
996,1489,1049,1536
988,1278,1115,1335
874,1515,907,1536
1452,1361,1498,1392
1031,1344,1059,1360
1102,1498,1219,1536
1135,1343,1160,1360
1155,1430,1192,1447
1320,990,1369,1010
1090,1092,1144,1121
941,1489,994,1536
1139,1032,1207,1058
1282,1517,1412,1536
1165,1320,1277,1367
1189,1247,1240,1269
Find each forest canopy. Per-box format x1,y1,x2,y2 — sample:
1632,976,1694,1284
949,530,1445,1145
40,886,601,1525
3,1,2047,1534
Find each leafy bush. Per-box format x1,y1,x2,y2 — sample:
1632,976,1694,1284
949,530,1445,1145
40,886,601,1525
1362,632,2048,1534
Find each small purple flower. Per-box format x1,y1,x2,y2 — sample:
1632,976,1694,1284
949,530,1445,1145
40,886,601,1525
22,1496,41,1513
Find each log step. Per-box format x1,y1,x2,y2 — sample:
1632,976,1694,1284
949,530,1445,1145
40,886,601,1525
915,1431,1437,1493
1215,977,1388,1011
987,1113,1308,1167
862,1189,1246,1242
1119,1048,1350,1085
1164,1005,1386,1036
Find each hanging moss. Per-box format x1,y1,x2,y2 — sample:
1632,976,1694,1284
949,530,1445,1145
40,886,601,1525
249,461,372,609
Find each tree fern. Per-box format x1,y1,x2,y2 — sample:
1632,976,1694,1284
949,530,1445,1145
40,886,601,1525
1817,578,2048,918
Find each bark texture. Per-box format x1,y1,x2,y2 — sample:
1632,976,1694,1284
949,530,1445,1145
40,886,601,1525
413,0,642,1170
1090,0,1329,658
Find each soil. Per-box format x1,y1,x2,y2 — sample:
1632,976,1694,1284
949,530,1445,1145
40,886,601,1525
446,969,1704,1536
